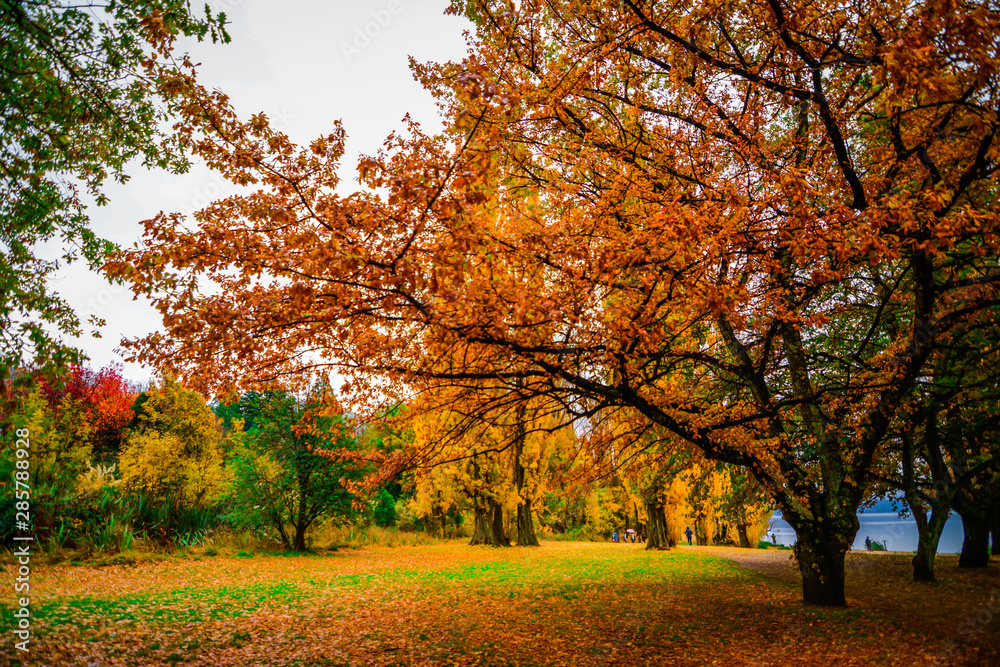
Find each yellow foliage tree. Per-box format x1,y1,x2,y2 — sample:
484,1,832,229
118,377,229,537
7,386,92,497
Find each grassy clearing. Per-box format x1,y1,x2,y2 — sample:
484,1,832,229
2,541,996,665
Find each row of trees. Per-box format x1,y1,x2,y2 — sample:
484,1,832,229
405,400,773,548
1,363,775,553
0,367,367,552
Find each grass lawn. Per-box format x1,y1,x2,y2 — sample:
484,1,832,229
2,541,997,665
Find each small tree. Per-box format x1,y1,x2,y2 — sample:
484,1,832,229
373,488,397,528
224,390,359,551
0,383,92,544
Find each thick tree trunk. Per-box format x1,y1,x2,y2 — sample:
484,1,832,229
516,499,540,546
492,499,510,546
645,501,670,550
787,510,859,607
957,510,991,568
470,497,509,547
292,521,308,552
794,536,848,606
737,523,752,549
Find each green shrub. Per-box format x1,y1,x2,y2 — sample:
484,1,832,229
373,488,397,527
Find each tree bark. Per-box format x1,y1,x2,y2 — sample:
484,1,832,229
737,523,752,549
794,537,848,606
469,455,509,547
470,497,509,547
786,508,858,607
911,506,949,582
516,499,540,546
491,499,510,546
645,501,670,550
293,521,308,552
957,510,991,568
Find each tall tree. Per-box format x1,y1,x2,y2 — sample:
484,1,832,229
878,324,1000,580
110,0,1000,606
0,0,228,375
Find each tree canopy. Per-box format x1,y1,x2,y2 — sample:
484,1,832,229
108,0,1000,606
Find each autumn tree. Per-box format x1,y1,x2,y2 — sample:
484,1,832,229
409,406,508,545
119,376,229,541
0,382,92,541
0,0,229,376
110,0,1000,606
717,464,772,549
634,461,686,551
41,364,136,458
224,389,359,551
874,317,1000,580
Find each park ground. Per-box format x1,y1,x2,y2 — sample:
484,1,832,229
2,541,998,666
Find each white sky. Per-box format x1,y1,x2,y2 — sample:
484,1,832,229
52,0,471,384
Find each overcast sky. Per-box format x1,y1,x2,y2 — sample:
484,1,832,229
53,0,471,384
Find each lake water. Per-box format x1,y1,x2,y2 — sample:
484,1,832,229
766,509,969,553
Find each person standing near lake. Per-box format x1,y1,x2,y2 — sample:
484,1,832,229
865,536,872,551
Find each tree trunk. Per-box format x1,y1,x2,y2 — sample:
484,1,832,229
910,503,950,582
516,499,540,546
737,523,752,549
786,509,858,607
273,513,291,550
694,519,708,546
492,499,510,546
512,411,539,547
794,536,848,606
957,510,991,568
470,497,509,547
645,501,670,550
292,521,308,552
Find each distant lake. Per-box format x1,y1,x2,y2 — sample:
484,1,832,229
767,502,968,553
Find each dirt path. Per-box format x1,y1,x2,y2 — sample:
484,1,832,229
688,545,1000,665
694,545,800,584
